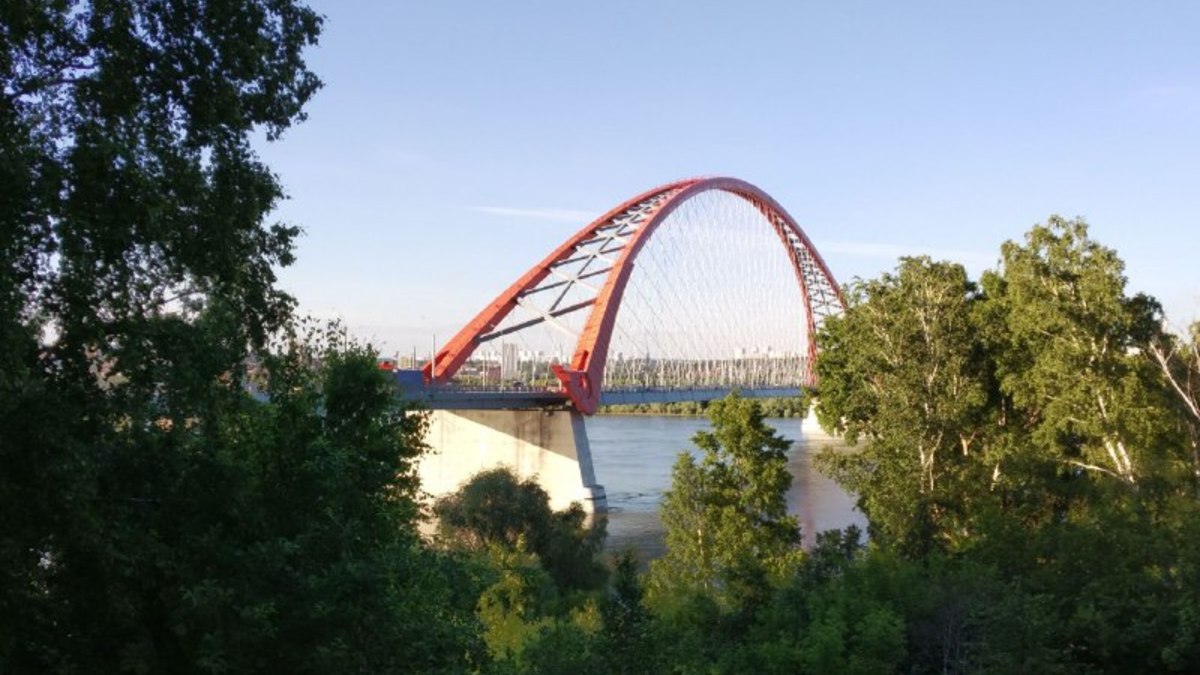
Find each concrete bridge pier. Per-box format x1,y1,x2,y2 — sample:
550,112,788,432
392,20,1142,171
418,408,607,515
801,404,828,437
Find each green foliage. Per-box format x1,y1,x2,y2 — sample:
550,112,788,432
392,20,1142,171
1149,320,1200,496
506,601,606,675
600,400,710,416
476,546,560,663
435,468,558,550
955,497,1200,673
0,4,487,672
515,619,606,675
982,217,1177,488
599,394,810,418
434,468,608,595
816,220,1191,552
481,219,1200,675
808,217,1200,672
647,392,802,608
815,257,996,551
3,0,321,357
470,542,611,672
781,539,916,675
598,551,654,674
757,393,813,419
3,321,486,672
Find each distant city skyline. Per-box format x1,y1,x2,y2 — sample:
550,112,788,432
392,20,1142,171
256,1,1200,354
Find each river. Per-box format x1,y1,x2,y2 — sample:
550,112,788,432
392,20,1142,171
587,415,867,560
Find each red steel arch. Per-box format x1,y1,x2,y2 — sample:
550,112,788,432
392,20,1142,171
423,177,844,414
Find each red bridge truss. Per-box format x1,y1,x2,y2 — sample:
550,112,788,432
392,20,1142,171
422,177,844,414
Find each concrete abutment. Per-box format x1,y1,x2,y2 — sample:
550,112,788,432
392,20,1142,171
418,408,607,515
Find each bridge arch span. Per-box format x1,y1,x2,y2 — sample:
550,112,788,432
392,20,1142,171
423,177,844,414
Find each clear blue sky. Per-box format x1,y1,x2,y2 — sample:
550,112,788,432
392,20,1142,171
256,1,1200,355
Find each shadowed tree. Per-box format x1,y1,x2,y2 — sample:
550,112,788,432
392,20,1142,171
647,392,802,608
1149,322,1200,493
434,467,608,594
1,3,483,672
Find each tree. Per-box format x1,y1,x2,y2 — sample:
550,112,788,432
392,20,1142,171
647,392,802,607
981,217,1176,489
815,257,998,551
515,618,606,675
816,221,1190,552
1149,321,1200,493
811,219,1200,671
599,551,654,674
0,4,485,672
434,468,608,594
474,545,560,664
3,1,326,667
163,328,483,672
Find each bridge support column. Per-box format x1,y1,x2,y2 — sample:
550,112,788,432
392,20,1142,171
801,401,830,437
419,409,607,515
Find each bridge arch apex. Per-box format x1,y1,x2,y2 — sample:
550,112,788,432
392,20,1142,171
423,177,844,414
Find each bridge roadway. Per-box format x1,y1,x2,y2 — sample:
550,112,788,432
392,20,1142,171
404,367,809,516
395,369,801,410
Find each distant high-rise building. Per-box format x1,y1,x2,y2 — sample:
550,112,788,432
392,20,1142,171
501,342,519,382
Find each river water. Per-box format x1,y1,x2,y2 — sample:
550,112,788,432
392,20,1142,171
587,415,867,559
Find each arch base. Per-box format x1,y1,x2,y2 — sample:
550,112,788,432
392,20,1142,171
419,408,608,515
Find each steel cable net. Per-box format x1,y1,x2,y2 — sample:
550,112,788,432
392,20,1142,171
604,190,808,391
464,192,674,389
461,189,810,393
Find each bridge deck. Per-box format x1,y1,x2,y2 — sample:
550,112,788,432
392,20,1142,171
395,370,800,411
